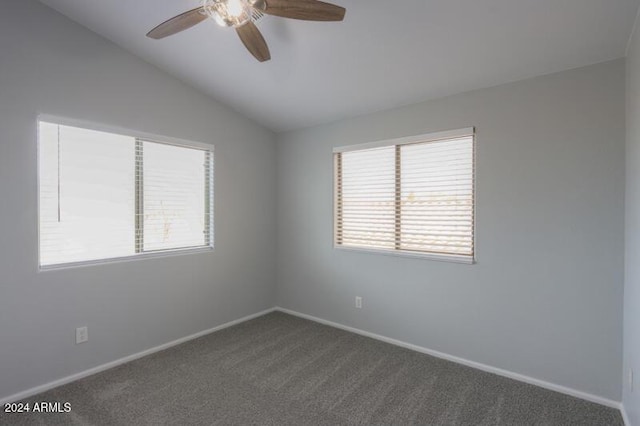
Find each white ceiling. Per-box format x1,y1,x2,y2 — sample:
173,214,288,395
39,0,639,132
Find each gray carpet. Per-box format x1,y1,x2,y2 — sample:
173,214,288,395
0,312,623,425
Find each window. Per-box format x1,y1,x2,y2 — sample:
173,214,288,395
38,119,213,268
334,128,475,263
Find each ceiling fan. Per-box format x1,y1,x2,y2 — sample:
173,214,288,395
147,0,346,62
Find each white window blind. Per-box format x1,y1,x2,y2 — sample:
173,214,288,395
334,128,475,262
137,140,212,252
38,120,214,268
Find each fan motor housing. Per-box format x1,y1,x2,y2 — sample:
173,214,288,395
203,0,253,27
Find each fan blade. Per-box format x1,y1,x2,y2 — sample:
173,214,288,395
262,0,345,21
236,21,271,62
147,7,208,39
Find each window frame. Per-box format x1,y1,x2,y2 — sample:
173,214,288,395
333,127,476,264
36,114,214,271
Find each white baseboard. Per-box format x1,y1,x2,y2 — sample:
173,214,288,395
0,307,276,405
621,403,631,426
275,306,623,411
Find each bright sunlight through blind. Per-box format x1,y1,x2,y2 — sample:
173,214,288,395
39,120,213,268
334,129,474,261
137,140,213,252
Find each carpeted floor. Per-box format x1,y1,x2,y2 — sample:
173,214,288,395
0,312,623,425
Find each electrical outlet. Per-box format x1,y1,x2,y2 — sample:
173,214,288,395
76,326,88,344
355,296,362,309
630,368,634,392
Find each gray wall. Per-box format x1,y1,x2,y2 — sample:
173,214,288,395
625,16,640,425
0,0,277,401
276,60,625,400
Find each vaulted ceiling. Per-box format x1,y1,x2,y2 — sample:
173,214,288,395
39,0,639,132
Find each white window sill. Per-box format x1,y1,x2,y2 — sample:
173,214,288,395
38,246,214,272
333,245,475,264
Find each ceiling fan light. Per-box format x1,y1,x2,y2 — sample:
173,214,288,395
203,0,253,27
